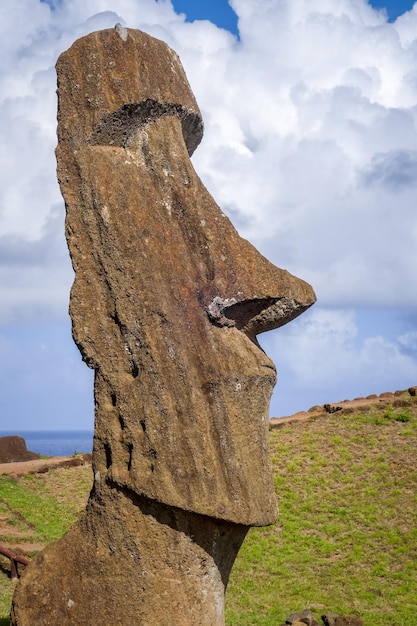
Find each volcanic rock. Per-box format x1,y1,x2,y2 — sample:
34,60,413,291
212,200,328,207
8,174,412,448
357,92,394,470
334,617,363,626
11,27,315,625
0,436,39,463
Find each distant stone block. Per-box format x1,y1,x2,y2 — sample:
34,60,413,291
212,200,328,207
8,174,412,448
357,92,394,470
0,436,40,463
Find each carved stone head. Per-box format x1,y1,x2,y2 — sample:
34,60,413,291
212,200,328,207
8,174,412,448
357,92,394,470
56,28,316,526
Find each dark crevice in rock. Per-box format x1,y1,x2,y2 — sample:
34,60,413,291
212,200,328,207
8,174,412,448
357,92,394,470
127,443,133,471
148,448,157,460
130,361,139,378
104,443,112,470
110,309,141,378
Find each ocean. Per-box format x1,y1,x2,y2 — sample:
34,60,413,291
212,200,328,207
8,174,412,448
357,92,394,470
0,431,93,457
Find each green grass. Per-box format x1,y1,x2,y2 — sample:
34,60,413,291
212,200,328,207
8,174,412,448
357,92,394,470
225,400,417,625
1,397,417,625
0,464,92,624
0,476,74,542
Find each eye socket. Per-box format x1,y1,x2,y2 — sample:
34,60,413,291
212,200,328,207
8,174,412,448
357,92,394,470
89,99,202,155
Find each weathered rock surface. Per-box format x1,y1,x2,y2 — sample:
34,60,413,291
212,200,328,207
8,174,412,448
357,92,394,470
11,27,315,625
285,608,319,625
0,436,39,463
282,610,363,626
333,617,363,626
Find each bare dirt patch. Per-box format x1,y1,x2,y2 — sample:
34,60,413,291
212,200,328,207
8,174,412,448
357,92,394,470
0,454,91,479
0,456,92,571
270,387,415,428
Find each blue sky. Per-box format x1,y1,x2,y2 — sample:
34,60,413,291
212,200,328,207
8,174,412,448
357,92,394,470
172,0,239,33
1,0,417,430
370,0,416,19
172,0,413,29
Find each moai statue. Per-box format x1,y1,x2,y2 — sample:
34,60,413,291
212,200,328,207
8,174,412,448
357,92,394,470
11,27,315,625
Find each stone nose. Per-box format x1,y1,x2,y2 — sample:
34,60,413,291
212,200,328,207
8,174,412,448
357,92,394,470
198,221,316,340
207,294,312,339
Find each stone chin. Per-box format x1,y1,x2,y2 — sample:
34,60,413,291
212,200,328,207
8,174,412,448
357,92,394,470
91,296,281,527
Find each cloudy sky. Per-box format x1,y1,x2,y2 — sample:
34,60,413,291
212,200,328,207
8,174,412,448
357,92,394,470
1,0,417,431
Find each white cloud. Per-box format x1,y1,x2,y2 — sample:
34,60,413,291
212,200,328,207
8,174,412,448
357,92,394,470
265,306,417,414
1,0,417,426
182,0,417,309
2,0,417,316
399,329,417,352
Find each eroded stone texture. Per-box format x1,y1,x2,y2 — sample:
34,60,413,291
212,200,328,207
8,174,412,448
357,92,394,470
11,28,315,625
0,436,39,463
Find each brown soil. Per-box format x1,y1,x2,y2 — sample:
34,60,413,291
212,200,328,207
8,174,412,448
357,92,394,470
0,455,90,479
270,387,416,428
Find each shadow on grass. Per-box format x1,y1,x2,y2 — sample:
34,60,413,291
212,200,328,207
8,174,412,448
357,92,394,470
0,618,10,626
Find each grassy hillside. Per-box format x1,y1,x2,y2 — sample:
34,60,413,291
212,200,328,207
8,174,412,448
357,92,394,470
1,392,416,625
226,394,417,625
